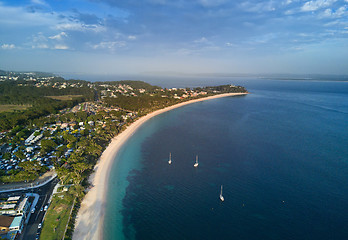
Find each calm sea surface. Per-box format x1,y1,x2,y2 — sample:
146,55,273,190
104,79,348,240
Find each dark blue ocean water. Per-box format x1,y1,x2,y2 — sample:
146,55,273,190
104,79,348,240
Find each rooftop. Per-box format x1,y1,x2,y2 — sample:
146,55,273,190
7,196,20,201
0,215,14,228
9,216,22,229
17,198,28,212
1,204,16,210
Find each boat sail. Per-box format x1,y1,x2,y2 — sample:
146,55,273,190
168,152,172,165
220,185,225,202
194,155,199,168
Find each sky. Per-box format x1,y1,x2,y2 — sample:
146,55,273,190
1,0,348,76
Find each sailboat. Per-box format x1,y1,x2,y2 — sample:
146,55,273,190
220,185,225,202
168,152,172,165
194,155,199,168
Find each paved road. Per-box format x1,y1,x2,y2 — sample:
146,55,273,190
0,177,59,240
0,171,57,193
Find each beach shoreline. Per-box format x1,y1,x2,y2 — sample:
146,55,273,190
73,92,248,240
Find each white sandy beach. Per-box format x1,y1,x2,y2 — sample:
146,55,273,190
73,92,247,240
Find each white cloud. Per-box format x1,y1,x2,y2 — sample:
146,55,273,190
31,0,48,6
301,0,337,12
322,8,333,16
54,45,69,50
32,44,48,49
92,41,126,50
194,37,209,43
30,32,48,48
39,44,49,49
321,6,347,18
30,32,69,49
1,44,16,50
247,33,277,44
173,37,220,56
284,9,294,15
198,0,227,7
55,22,106,33
49,32,68,40
173,48,196,56
0,2,108,36
128,35,137,40
225,42,237,47
335,6,347,16
192,37,220,51
239,1,277,12
29,32,47,49
0,3,57,27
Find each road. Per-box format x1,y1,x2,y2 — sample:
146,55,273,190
0,177,59,240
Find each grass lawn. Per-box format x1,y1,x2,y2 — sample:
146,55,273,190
40,192,75,240
0,104,31,112
45,95,83,101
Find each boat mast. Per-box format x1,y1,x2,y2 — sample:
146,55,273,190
220,185,224,202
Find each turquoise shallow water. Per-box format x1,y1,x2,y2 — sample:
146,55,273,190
104,79,348,240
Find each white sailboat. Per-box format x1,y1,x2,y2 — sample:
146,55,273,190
194,155,199,168
220,185,225,202
168,152,172,165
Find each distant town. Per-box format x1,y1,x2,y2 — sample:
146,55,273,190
0,70,247,240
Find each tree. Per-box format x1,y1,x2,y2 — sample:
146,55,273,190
55,145,67,158
73,162,90,176
40,139,57,154
18,161,44,179
2,152,11,160
43,130,51,137
63,132,77,144
14,150,25,160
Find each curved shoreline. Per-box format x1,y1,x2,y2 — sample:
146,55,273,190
73,92,248,240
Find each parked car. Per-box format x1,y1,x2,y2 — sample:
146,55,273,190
38,223,42,229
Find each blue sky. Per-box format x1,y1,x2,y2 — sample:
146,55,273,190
1,0,348,75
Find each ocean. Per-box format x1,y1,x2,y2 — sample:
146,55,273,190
103,79,348,240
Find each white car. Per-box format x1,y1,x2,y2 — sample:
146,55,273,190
38,223,42,229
